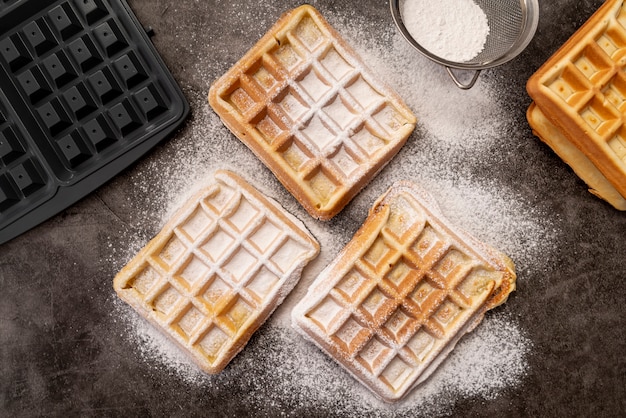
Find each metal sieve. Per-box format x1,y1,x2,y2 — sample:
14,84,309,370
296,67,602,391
390,0,539,89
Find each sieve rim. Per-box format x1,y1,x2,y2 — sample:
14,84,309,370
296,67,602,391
390,0,540,71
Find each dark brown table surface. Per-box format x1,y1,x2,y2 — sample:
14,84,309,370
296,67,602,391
2,0,625,416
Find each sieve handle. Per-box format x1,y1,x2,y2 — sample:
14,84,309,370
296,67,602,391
445,67,481,90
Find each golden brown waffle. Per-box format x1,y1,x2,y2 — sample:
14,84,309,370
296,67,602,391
527,0,626,206
208,5,416,220
292,181,516,402
527,103,626,210
114,170,319,374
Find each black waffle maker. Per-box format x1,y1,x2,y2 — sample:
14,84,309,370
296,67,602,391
0,0,189,244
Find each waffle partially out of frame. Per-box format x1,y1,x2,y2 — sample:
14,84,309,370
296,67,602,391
114,170,319,374
527,103,626,210
526,0,626,208
208,5,416,220
292,181,516,402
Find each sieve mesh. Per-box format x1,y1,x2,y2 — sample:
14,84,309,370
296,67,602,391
469,0,525,64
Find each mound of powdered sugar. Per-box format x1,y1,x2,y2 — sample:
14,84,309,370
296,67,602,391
103,5,562,416
401,0,489,62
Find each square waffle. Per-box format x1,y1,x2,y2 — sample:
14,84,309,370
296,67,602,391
114,170,319,374
527,0,626,207
292,181,516,402
208,5,417,220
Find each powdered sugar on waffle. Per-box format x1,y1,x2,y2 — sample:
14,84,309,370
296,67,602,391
104,4,561,416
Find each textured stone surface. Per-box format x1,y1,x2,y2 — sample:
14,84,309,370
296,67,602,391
1,0,625,416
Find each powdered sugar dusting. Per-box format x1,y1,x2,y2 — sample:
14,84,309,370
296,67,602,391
104,5,561,415
419,175,559,277
111,295,530,416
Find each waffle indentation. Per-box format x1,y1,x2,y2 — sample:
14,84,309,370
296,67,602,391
152,285,183,316
335,268,372,303
203,275,232,307
298,68,331,101
74,0,108,25
198,326,229,363
329,146,360,179
306,296,345,332
247,220,281,253
0,34,32,71
176,255,210,289
9,159,45,196
0,126,25,165
603,75,626,113
250,62,280,92
256,112,285,145
88,68,122,104
333,316,370,355
307,168,339,206
68,35,102,71
200,227,235,263
223,248,257,283
128,265,162,295
358,337,392,374
17,67,52,104
57,131,91,167
271,42,302,72
176,305,206,340
405,329,435,363
579,96,620,134
93,19,128,57
608,133,626,161
0,174,19,211
42,51,77,88
221,296,254,331
320,47,353,81
48,3,82,40
280,137,312,172
22,19,57,56
179,207,213,241
244,267,280,303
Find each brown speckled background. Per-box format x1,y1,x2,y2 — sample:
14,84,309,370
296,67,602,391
1,0,625,416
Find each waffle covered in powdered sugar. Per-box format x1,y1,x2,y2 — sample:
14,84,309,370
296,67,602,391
527,0,626,209
292,181,516,402
114,170,319,374
208,5,416,220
